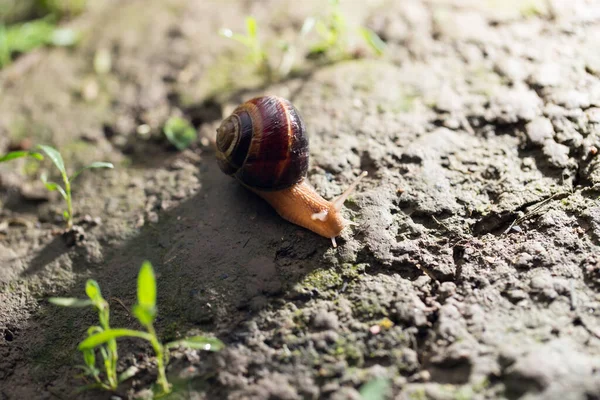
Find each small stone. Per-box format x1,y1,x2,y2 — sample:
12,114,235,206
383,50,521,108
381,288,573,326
488,87,542,123
551,90,590,109
82,79,99,101
526,117,554,145
495,57,528,82
530,274,558,300
147,212,159,223
369,325,381,335
515,252,534,268
586,107,600,123
542,141,570,168
443,117,461,130
136,124,151,137
438,282,457,300
436,86,462,112
436,11,491,42
312,310,339,331
505,289,529,303
530,63,561,87
81,214,102,226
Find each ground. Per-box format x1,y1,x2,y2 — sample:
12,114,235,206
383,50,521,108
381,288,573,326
1,0,600,399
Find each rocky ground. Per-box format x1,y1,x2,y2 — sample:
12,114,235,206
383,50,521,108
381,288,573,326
1,0,600,399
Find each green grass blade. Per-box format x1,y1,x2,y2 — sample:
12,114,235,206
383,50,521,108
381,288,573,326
78,328,152,350
85,280,103,303
40,173,67,199
219,29,253,47
37,145,66,177
359,27,386,56
245,17,258,39
132,304,155,326
5,19,55,53
82,348,96,368
133,261,157,325
359,377,390,400
71,161,114,181
0,151,44,162
137,261,156,309
48,297,93,307
166,336,224,351
87,326,103,336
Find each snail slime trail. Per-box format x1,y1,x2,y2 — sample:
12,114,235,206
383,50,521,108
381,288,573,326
216,95,367,247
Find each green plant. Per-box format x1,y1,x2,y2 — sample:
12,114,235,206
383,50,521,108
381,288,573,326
306,0,386,59
219,16,270,76
0,144,113,229
49,261,224,395
163,116,197,151
0,17,78,68
218,2,386,82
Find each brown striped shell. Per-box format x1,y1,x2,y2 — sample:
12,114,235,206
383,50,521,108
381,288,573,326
216,96,309,191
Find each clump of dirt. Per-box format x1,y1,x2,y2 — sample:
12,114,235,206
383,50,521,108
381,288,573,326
1,0,600,399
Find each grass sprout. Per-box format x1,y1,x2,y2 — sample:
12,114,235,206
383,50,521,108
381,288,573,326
219,1,386,82
220,16,270,77
49,261,224,395
306,0,387,59
0,144,113,230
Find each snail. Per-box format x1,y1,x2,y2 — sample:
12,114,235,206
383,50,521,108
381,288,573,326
216,95,367,247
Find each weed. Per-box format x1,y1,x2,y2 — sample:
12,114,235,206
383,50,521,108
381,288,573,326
163,116,197,151
0,16,78,68
49,261,224,395
219,1,385,81
306,0,386,59
219,17,270,77
0,144,113,229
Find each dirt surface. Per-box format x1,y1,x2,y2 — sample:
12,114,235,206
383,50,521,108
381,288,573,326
1,0,600,399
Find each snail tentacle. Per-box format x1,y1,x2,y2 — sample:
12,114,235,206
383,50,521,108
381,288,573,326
332,171,368,211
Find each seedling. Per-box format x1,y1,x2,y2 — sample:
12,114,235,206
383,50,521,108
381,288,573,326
163,116,197,151
0,144,113,230
306,0,386,59
218,2,386,82
49,261,224,395
220,16,270,77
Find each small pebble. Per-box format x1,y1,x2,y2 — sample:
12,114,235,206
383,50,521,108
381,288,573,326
525,117,554,145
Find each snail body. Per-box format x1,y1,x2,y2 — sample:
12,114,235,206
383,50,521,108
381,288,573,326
216,95,366,247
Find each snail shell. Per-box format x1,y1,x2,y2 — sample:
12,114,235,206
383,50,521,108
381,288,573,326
216,96,309,191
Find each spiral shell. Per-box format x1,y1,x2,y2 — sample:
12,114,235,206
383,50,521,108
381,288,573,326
216,96,309,191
